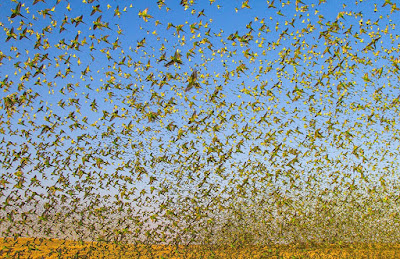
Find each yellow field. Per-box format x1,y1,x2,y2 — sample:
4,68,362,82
1,238,400,258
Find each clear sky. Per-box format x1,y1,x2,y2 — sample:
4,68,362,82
1,0,400,243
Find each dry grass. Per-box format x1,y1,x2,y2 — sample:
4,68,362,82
1,238,400,258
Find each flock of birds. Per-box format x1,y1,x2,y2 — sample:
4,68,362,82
1,0,400,248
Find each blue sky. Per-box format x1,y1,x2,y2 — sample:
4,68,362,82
1,0,400,241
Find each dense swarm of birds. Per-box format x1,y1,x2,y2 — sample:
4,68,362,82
1,0,400,252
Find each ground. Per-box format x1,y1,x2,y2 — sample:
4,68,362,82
1,238,400,258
